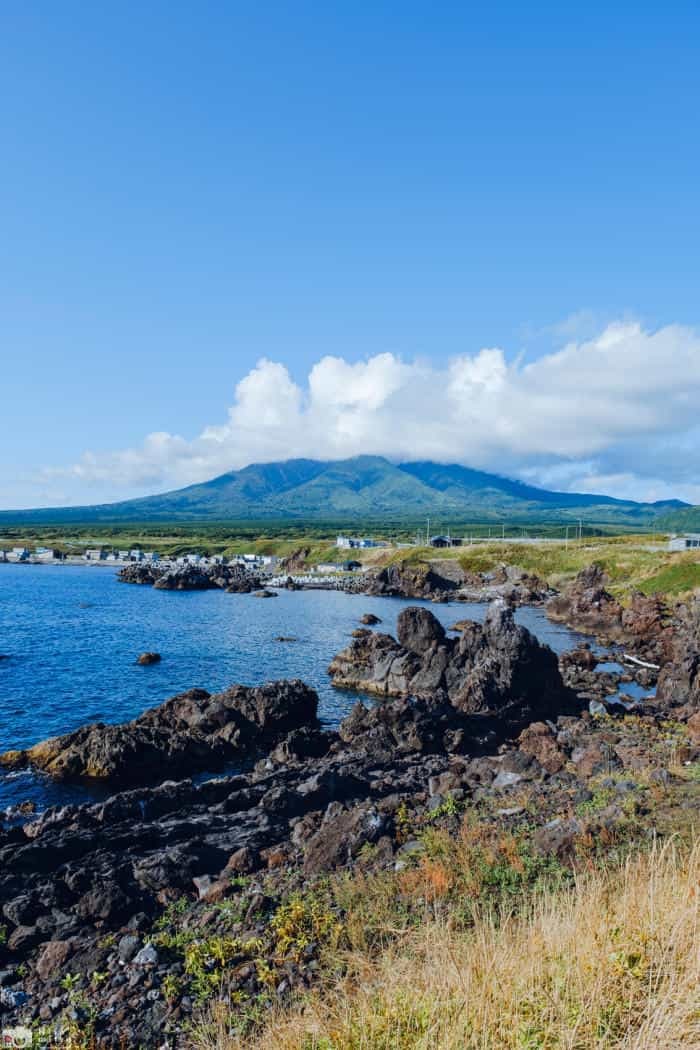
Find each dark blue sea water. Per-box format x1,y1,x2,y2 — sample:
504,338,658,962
0,564,590,812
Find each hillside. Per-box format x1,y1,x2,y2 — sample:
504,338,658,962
0,456,690,525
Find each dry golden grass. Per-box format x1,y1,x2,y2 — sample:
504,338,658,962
199,839,700,1050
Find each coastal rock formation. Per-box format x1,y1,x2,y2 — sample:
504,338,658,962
117,562,161,585
365,560,461,599
364,559,550,605
0,680,319,785
153,565,213,590
118,562,263,593
1,612,699,1047
0,673,696,1046
547,565,676,664
328,602,571,748
546,564,624,635
457,564,552,605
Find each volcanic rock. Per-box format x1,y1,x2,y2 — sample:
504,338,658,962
329,601,573,746
0,680,319,785
136,652,161,666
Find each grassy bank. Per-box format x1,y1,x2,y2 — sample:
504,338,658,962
210,838,699,1050
389,535,700,600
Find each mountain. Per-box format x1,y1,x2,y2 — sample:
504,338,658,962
0,457,691,526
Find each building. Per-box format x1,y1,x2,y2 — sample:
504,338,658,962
142,552,160,562
84,548,107,561
336,536,380,549
34,547,60,562
668,533,700,551
7,547,30,562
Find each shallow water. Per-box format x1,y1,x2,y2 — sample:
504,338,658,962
0,564,594,810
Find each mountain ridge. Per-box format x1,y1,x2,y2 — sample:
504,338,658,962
0,457,691,526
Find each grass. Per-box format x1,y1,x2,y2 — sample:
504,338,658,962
201,838,700,1050
382,535,700,600
636,560,700,597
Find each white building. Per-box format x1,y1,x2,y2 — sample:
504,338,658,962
336,536,381,549
35,547,59,562
84,548,107,561
8,547,30,562
668,533,700,551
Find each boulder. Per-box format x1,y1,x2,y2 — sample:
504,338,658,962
136,652,161,666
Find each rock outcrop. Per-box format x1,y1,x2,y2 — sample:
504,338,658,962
119,562,263,593
328,602,572,751
547,565,677,665
365,561,461,599
546,564,624,636
656,596,700,717
0,681,319,785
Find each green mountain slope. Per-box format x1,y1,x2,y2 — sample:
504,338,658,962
0,456,691,525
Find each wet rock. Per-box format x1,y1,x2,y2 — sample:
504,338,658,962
360,613,382,625
136,652,161,666
252,590,276,598
560,645,598,671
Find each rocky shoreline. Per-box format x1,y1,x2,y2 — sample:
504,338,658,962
0,566,698,1048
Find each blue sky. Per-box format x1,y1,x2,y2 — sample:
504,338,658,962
2,3,700,508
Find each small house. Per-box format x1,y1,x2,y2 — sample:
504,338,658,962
84,548,107,561
668,533,700,551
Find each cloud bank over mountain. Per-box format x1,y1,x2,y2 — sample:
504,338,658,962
24,320,700,508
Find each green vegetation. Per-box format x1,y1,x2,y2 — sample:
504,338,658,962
636,560,700,597
0,455,691,526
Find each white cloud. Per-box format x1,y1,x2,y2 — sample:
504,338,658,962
21,319,700,507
